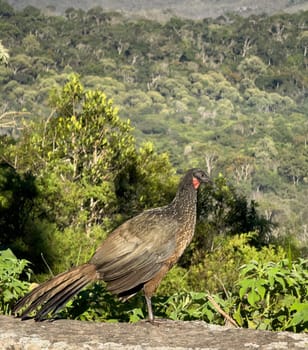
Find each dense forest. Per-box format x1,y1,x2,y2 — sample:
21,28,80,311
0,0,307,331
7,0,308,18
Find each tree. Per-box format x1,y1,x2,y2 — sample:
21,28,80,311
226,155,254,185
238,56,267,82
298,31,308,61
0,0,14,17
278,145,308,186
86,7,110,26
0,41,9,65
22,34,41,55
20,74,137,231
253,136,279,172
1,74,176,271
0,162,37,247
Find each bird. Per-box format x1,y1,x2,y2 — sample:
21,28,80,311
13,168,210,322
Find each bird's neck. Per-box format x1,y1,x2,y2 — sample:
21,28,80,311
172,183,197,218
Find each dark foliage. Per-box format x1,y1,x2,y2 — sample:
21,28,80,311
0,161,37,247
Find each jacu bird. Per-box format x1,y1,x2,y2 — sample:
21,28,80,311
14,168,210,322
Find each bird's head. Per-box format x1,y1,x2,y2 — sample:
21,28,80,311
190,168,211,189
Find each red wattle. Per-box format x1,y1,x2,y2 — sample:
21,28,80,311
192,177,200,189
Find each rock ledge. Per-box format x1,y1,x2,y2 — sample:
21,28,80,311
0,315,307,350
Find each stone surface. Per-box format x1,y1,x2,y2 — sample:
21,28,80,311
0,315,307,350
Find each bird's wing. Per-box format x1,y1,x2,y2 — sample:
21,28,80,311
90,208,178,294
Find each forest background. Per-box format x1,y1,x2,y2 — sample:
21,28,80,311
0,0,307,332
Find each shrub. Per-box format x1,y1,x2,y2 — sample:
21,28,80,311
186,233,286,293
0,249,31,314
158,258,308,332
234,258,308,332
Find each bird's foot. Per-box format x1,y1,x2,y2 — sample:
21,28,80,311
141,317,173,326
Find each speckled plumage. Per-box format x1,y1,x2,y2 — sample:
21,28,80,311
13,168,209,322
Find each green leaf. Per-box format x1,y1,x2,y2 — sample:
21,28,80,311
247,288,261,307
255,279,267,299
287,303,308,329
233,304,244,327
239,278,254,299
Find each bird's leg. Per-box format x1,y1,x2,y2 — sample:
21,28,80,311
145,295,154,323
143,264,170,323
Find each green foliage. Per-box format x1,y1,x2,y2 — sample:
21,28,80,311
60,285,229,325
234,259,308,332
238,56,267,81
172,233,286,294
0,162,38,246
45,77,134,228
160,258,308,332
1,75,175,273
50,226,108,274
200,175,274,245
0,249,31,314
115,141,177,215
156,266,190,295
159,292,219,323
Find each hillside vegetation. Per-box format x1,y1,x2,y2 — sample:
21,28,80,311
1,1,307,246
6,0,308,19
0,1,307,331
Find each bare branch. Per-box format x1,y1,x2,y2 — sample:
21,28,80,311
0,111,31,129
207,294,239,328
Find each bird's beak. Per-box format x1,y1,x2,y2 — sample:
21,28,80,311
204,177,212,185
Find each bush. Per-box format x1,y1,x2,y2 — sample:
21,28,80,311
0,249,31,314
157,258,308,332
234,258,308,332
157,291,224,324
185,233,286,293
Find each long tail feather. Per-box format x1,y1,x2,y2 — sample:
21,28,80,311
13,263,97,320
34,275,90,321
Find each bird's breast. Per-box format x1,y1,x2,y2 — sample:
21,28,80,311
167,208,197,266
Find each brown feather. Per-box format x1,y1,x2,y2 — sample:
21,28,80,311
13,264,97,320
